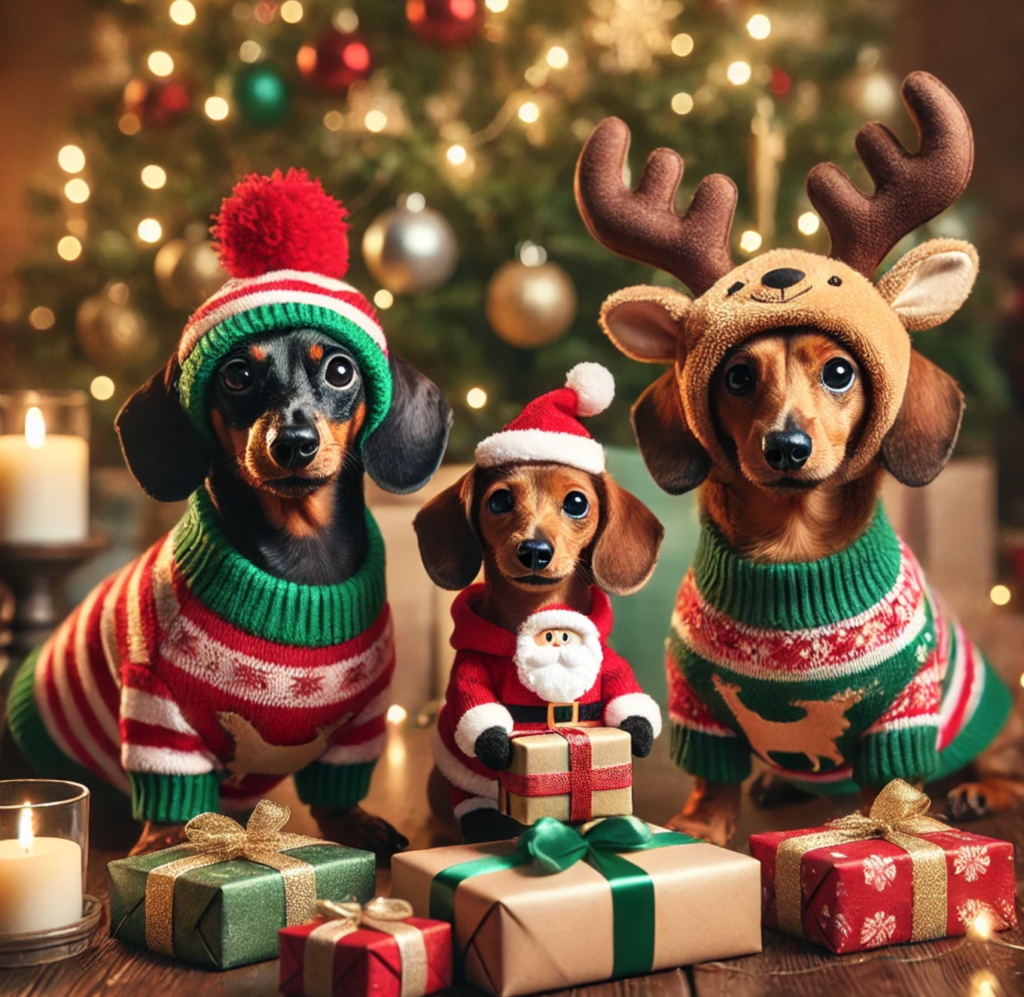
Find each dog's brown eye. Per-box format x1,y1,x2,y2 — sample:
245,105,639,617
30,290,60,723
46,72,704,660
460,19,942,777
724,363,755,396
487,489,514,515
562,491,589,519
222,358,253,392
822,357,855,393
325,355,356,389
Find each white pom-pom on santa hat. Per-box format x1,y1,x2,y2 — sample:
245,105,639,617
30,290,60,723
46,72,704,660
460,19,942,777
566,362,615,417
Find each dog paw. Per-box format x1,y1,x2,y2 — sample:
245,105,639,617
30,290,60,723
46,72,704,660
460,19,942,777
312,804,409,860
664,811,733,848
947,781,991,821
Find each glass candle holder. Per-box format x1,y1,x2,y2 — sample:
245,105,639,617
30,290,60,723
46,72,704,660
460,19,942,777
0,779,88,934
0,390,90,545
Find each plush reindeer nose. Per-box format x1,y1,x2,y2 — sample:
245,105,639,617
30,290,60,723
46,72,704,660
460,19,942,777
760,267,806,289
762,430,812,471
271,425,320,469
517,539,554,570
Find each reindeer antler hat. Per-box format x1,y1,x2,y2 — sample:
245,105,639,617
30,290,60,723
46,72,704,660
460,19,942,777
576,72,978,486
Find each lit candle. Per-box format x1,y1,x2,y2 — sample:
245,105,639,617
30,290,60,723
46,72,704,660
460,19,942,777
0,802,83,933
0,405,89,544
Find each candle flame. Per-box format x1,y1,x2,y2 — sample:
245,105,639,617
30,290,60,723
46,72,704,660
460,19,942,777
18,804,33,852
25,406,46,449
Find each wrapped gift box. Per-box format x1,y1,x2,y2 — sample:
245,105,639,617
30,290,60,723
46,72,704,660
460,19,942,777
391,816,762,997
279,904,452,997
499,727,632,824
751,825,1017,954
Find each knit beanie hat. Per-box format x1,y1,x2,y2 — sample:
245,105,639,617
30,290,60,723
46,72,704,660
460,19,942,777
175,168,391,444
475,362,615,474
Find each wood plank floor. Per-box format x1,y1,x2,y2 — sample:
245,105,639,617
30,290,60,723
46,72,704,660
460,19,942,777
1,724,1022,997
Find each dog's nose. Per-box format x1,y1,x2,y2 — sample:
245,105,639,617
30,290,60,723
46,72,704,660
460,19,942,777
517,539,554,571
271,425,320,469
762,430,812,471
761,267,806,290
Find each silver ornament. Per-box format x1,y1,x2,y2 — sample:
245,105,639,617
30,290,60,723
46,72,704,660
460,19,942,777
76,282,156,371
485,260,577,348
155,238,227,310
362,203,458,294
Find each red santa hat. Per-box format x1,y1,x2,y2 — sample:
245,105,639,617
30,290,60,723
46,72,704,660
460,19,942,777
475,362,615,475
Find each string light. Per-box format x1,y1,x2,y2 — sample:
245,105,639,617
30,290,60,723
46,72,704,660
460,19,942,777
118,113,141,135
364,109,388,132
323,110,344,131
1019,672,1024,689
447,144,468,166
28,307,55,330
333,9,359,31
967,914,1024,953
141,165,167,189
239,40,262,63
485,0,508,10
546,46,569,69
739,230,762,253
990,584,1011,606
373,289,394,309
280,0,303,23
57,236,82,261
746,14,772,40
727,61,752,85
467,387,488,409
205,96,230,120
64,179,90,204
797,211,820,235
386,704,408,724
671,92,694,115
137,218,163,243
58,145,86,174
518,100,540,123
169,0,196,25
90,376,116,401
405,192,426,213
519,241,547,266
147,51,175,77
671,33,694,57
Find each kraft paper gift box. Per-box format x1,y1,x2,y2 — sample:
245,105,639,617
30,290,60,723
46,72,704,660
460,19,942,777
108,801,375,969
279,899,453,997
499,726,633,824
391,815,762,997
749,780,1018,954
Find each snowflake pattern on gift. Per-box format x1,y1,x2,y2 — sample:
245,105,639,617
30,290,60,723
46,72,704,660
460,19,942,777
863,854,897,892
998,898,1018,926
954,845,991,883
860,912,896,948
956,898,1008,930
833,913,852,940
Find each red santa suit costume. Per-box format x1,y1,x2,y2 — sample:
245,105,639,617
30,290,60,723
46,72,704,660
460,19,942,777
433,583,662,820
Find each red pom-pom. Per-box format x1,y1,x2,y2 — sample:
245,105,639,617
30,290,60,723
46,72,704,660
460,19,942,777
211,168,349,279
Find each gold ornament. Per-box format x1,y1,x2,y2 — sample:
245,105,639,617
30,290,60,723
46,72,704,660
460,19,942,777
76,282,155,371
486,260,577,348
362,201,458,295
155,237,227,310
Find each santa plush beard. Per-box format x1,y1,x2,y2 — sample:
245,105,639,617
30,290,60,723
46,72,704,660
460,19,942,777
514,611,603,704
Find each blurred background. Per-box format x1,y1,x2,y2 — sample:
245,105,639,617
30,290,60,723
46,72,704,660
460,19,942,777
0,0,1022,706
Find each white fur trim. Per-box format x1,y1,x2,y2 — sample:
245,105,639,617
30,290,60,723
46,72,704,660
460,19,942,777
475,429,605,474
453,796,499,820
566,362,615,417
604,692,663,739
453,702,514,758
432,725,499,796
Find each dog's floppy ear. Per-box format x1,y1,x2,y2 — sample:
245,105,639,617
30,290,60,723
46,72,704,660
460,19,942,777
631,369,710,495
591,474,664,596
881,348,964,486
363,353,453,495
116,353,213,502
413,471,481,590
600,285,690,363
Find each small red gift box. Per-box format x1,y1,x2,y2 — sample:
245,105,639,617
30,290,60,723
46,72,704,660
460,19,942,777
279,900,452,997
750,783,1017,954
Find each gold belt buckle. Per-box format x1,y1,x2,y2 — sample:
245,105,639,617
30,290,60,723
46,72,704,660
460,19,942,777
546,702,580,729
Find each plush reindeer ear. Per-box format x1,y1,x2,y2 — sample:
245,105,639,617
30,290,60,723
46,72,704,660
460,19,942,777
116,353,213,502
631,369,710,495
599,285,690,363
413,471,482,590
877,239,979,331
591,474,664,596
363,353,453,495
881,348,964,486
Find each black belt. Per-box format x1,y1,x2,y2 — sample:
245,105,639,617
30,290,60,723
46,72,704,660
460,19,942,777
507,702,603,724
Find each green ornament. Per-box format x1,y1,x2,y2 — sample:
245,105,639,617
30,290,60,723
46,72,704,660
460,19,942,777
233,64,289,127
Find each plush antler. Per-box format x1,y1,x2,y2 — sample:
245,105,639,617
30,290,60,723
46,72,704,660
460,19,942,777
807,71,974,279
575,117,738,297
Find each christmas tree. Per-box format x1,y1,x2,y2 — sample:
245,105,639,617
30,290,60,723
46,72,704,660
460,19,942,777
1,0,1003,463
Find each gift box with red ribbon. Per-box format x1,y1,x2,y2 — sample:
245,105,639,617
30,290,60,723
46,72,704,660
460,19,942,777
498,726,632,824
279,898,452,997
749,780,1017,954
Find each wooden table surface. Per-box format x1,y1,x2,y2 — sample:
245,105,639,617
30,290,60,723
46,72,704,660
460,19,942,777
1,723,1022,997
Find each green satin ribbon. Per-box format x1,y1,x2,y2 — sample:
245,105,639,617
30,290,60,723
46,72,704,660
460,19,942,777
429,816,697,979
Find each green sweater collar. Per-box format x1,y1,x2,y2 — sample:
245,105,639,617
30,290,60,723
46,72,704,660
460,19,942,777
692,504,902,631
172,488,387,647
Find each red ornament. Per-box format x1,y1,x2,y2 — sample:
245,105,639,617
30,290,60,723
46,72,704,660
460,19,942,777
297,30,372,92
770,68,792,97
211,168,350,279
123,77,191,128
406,0,483,48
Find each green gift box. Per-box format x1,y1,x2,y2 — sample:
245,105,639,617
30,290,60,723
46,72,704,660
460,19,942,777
108,801,375,970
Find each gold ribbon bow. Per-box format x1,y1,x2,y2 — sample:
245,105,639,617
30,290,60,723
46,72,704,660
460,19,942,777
144,799,333,956
303,898,429,997
776,779,949,942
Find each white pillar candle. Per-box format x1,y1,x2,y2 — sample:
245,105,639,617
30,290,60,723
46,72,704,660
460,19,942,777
0,406,89,544
0,805,83,934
